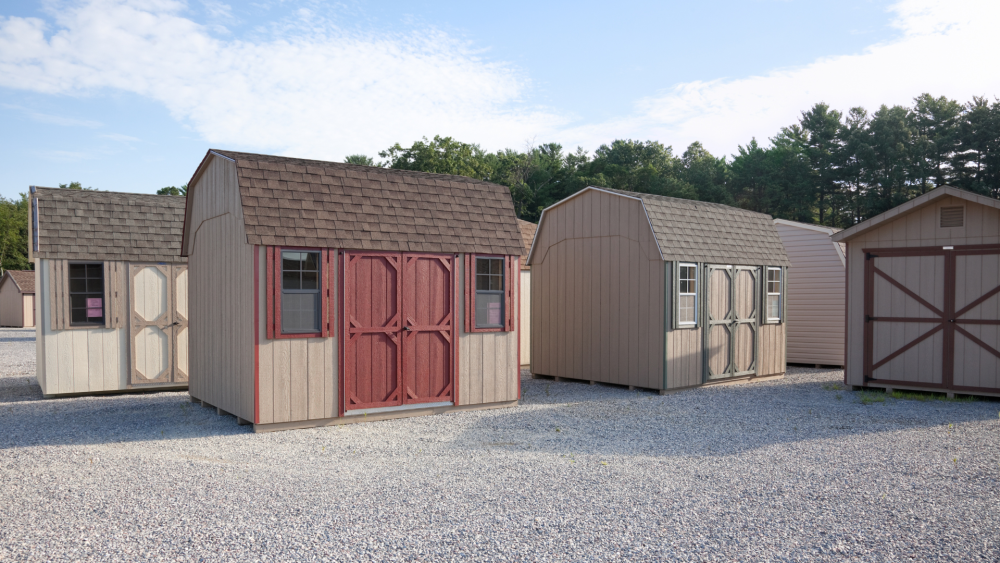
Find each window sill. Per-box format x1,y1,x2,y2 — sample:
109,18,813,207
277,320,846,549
274,331,324,340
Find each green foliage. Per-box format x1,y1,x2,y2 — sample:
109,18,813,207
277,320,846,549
58,181,97,191
156,184,187,196
0,194,31,274
367,93,999,224
344,154,377,167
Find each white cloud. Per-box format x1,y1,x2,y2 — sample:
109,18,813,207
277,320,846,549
2,103,103,127
0,0,567,160
559,0,1000,158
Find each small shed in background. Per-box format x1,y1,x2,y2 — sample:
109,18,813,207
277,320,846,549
833,186,1000,397
518,218,537,367
181,150,525,432
0,270,35,327
528,187,790,391
29,187,189,397
773,219,845,367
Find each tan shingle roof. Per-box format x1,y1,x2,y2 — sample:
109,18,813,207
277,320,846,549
209,150,524,256
603,188,791,267
0,270,34,293
33,188,187,263
517,219,537,269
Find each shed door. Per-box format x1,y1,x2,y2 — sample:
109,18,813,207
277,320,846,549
864,246,1000,391
401,254,455,404
129,264,183,387
705,265,758,380
344,252,403,410
172,266,189,383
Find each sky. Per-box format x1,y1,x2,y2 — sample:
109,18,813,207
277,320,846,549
0,0,998,198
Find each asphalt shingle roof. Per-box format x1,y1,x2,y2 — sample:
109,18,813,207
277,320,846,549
33,188,187,263
211,150,524,256
602,188,791,267
0,270,34,293
517,219,537,269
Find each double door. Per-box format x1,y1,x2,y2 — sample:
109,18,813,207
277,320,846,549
705,265,759,380
343,252,455,411
128,264,189,387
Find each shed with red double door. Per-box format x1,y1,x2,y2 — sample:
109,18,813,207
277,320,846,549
834,186,1000,397
181,150,524,431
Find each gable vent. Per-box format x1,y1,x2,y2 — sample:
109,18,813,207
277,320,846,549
940,206,964,228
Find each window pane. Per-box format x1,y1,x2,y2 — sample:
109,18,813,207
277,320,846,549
490,274,502,291
71,308,88,323
70,264,86,278
283,271,300,290
283,253,303,271
679,295,695,324
476,274,490,291
767,295,779,319
87,277,104,293
282,293,319,332
87,263,102,277
475,293,503,327
491,259,502,275
71,294,88,309
301,271,318,290
70,278,87,292
303,252,318,271
476,259,490,275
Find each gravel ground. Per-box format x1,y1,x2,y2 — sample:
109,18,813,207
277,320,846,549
1,327,999,562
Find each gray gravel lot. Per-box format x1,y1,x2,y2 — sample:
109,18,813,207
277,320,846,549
1,327,999,562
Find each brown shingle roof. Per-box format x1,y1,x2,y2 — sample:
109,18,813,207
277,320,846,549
601,188,791,267
32,188,187,263
209,150,524,256
517,219,537,269
0,270,34,293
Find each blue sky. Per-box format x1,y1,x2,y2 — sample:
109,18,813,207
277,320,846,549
1,0,998,198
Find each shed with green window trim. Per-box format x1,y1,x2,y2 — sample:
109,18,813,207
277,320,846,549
28,187,189,397
527,186,791,391
180,150,525,431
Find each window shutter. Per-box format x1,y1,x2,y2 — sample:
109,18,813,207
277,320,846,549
321,249,330,338
780,266,787,324
505,256,515,332
670,261,678,330
464,253,473,333
49,259,69,331
266,246,275,339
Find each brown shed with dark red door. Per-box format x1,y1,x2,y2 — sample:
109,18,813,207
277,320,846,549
833,186,1000,397
181,150,524,431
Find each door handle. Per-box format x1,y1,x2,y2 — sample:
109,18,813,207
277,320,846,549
404,326,412,331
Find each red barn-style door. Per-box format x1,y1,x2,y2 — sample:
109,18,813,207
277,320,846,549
343,251,455,412
401,254,455,404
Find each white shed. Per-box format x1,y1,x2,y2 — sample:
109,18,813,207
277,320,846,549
773,219,846,367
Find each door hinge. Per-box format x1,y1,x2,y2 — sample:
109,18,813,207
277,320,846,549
866,253,876,261
865,315,873,323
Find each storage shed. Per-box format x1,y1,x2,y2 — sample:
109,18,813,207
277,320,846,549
773,219,846,367
0,270,35,327
29,187,189,396
181,150,524,432
528,187,791,390
518,218,537,367
833,185,1000,397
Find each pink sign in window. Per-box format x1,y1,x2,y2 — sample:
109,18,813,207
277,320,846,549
87,297,102,319
487,302,501,325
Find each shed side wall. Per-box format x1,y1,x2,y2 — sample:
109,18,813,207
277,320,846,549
255,245,337,425
0,278,23,327
458,254,519,405
530,189,664,388
187,156,255,419
843,195,1000,385
775,223,845,366
519,270,530,366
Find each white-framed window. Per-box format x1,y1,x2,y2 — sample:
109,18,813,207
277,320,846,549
678,263,698,326
766,267,782,322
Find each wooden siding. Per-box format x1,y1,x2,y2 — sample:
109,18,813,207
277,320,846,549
774,222,845,366
954,253,1000,389
23,293,34,328
458,254,519,404
0,278,30,327
519,269,530,366
844,195,1000,385
530,189,665,388
36,258,129,395
758,324,786,376
187,155,255,419
256,245,338,424
665,327,702,388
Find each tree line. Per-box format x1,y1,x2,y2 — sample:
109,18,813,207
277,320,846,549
351,93,1000,227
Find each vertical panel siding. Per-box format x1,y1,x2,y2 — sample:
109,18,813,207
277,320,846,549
774,223,845,366
187,156,255,419
757,324,786,376
0,278,26,327
529,190,665,388
254,245,338,425
666,327,703,389
35,258,129,395
519,270,530,366
457,254,519,404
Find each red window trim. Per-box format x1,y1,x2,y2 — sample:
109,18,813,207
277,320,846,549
266,245,333,340
465,253,515,333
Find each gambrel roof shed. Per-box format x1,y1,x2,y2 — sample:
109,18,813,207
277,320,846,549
181,150,524,257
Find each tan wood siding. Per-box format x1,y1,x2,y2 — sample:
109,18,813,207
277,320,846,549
23,293,34,328
665,327,703,388
519,270,530,366
187,156,255,419
36,258,129,395
774,222,846,366
255,245,337,424
758,324,786,376
0,277,27,327
458,254,519,404
530,189,664,388
842,195,1000,386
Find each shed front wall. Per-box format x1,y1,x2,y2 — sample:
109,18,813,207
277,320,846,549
23,293,35,327
0,280,24,327
458,254,519,405
844,195,1000,387
186,155,255,419
530,189,665,388
775,223,844,366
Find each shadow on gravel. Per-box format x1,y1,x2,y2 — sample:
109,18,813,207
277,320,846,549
0,377,44,403
464,372,1000,458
